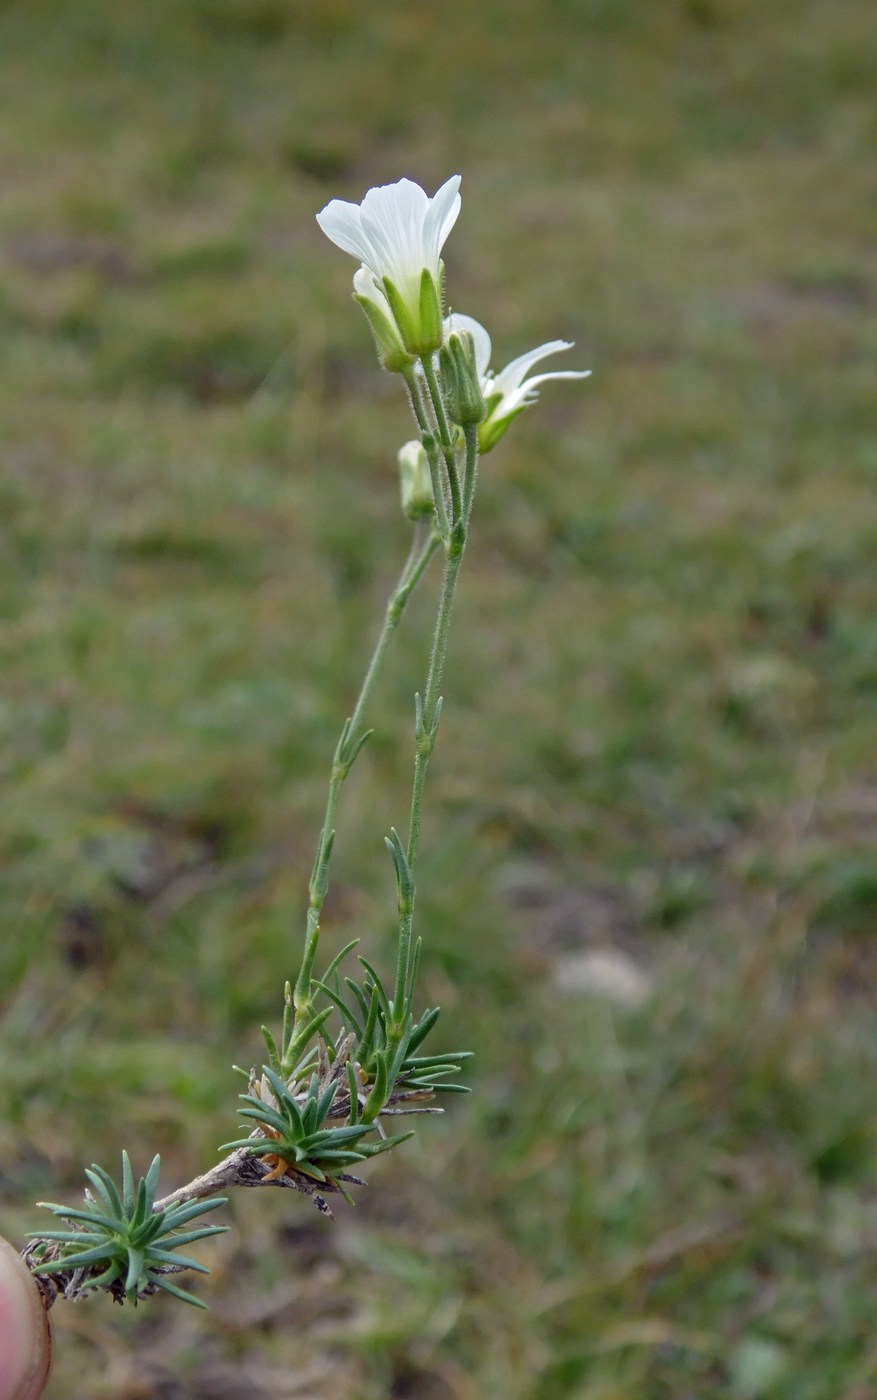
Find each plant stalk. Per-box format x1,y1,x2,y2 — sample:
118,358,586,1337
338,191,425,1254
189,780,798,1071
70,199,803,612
392,420,479,1025
292,524,440,1034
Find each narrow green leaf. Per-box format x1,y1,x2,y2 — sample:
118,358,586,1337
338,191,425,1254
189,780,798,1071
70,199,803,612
83,1167,121,1218
320,938,360,985
291,1155,326,1180
298,1124,369,1149
155,1224,228,1247
358,982,383,1065
32,1244,117,1272
404,1051,473,1067
236,1103,288,1135
131,1179,149,1232
346,1062,360,1126
133,1214,166,1247
28,1230,107,1246
151,1274,208,1308
218,1137,263,1153
357,957,390,1013
356,1131,415,1157
121,1152,135,1215
161,1197,227,1229
161,1195,226,1223
407,936,423,1001
308,1149,367,1166
87,1260,125,1290
37,1205,125,1234
145,1248,210,1273
312,979,362,1032
261,1026,282,1075
344,976,371,1025
282,1005,333,1071
361,1051,388,1124
406,1006,440,1054
125,1247,145,1294
144,1156,162,1211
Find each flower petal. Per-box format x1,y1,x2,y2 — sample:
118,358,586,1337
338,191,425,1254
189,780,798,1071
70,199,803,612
492,340,576,396
522,368,592,391
360,179,430,283
353,264,383,302
423,174,462,266
444,312,492,379
316,199,377,267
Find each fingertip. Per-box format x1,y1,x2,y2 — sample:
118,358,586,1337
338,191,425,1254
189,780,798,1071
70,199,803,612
0,1239,53,1400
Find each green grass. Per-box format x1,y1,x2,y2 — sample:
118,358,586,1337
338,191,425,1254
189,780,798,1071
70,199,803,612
1,0,876,1395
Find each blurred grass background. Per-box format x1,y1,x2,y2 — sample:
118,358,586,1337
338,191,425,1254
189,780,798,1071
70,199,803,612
1,0,876,1395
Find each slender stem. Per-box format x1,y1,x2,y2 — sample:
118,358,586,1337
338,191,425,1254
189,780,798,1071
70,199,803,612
405,550,460,875
350,523,439,740
392,425,480,1025
404,367,450,541
462,424,479,527
292,525,440,1037
421,355,462,525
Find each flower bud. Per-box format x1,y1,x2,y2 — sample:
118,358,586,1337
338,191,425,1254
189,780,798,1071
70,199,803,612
398,440,435,521
438,330,486,427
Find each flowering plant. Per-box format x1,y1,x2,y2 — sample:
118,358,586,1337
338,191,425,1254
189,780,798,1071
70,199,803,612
23,175,587,1318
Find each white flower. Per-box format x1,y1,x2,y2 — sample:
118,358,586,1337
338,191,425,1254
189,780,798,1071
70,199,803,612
317,176,462,356
445,313,590,452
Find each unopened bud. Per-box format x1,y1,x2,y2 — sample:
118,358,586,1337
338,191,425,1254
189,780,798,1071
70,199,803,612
398,440,434,521
439,330,486,427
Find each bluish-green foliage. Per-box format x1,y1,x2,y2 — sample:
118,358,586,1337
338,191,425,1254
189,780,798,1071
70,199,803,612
31,1154,226,1307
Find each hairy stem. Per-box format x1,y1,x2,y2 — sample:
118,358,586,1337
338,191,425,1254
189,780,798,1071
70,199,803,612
292,524,440,1035
404,367,450,541
421,354,462,525
392,423,479,1025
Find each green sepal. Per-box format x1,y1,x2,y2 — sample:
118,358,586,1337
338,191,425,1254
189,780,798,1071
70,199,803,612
479,401,528,454
417,264,444,354
354,287,416,374
381,267,443,356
